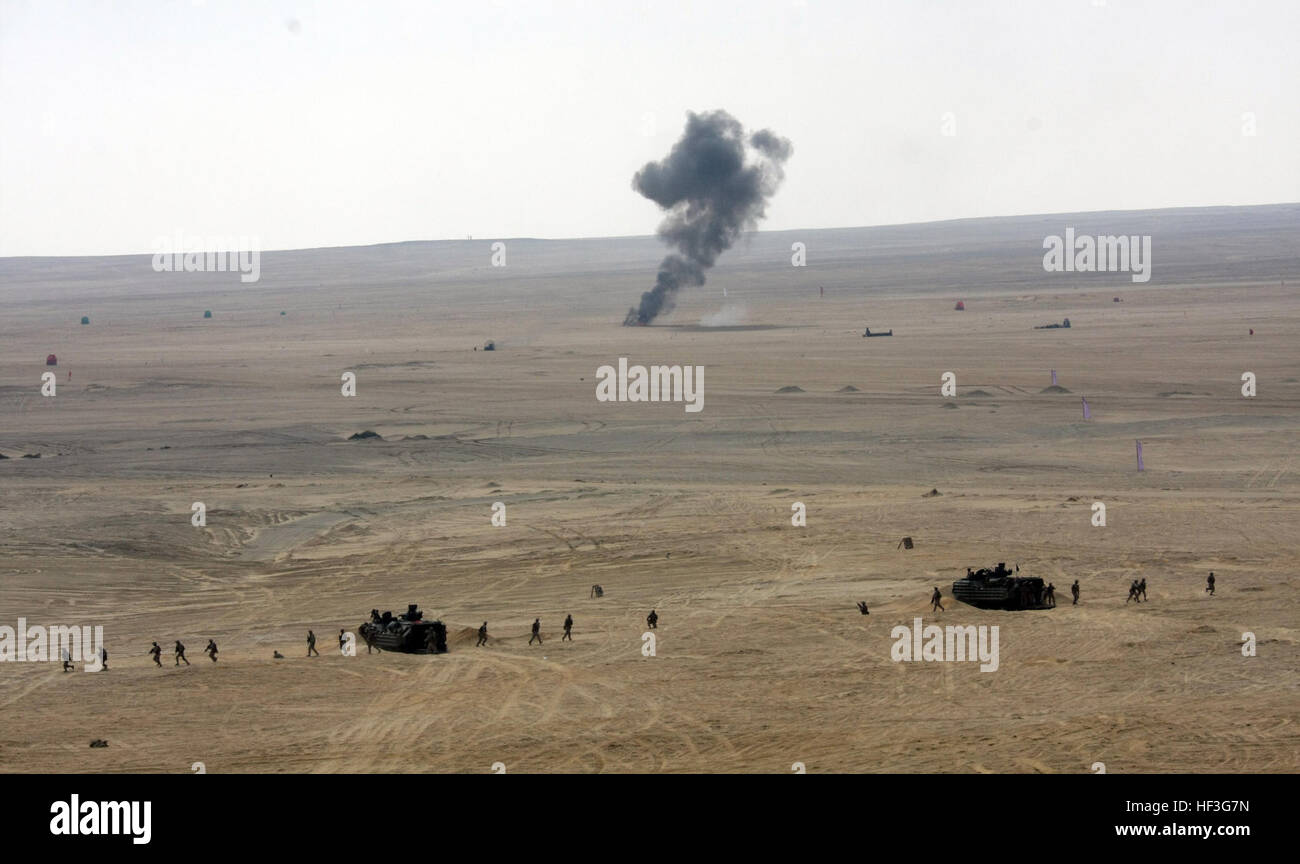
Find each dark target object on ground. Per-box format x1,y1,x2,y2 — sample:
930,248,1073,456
897,536,914,549
359,604,448,653
952,563,1051,610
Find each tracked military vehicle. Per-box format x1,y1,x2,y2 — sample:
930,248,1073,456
951,563,1051,610
358,604,448,653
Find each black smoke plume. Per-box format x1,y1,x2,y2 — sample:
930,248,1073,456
624,110,792,326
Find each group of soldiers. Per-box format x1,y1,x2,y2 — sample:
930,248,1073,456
60,646,108,671
70,569,1231,674
915,571,1216,614
473,609,660,647
147,639,218,667
65,607,673,671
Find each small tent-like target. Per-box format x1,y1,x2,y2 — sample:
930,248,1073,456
80,316,90,325
46,354,58,366
954,300,966,311
203,310,213,319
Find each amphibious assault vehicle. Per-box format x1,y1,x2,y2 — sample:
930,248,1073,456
951,563,1051,610
358,604,448,653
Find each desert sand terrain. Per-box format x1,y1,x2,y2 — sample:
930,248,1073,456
1,204,1297,773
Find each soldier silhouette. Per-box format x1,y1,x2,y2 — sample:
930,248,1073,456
476,622,488,647
1071,580,1080,605
307,630,320,657
204,639,218,662
1126,580,1140,604
338,629,347,653
529,618,542,645
1206,572,1216,596
1044,583,1056,608
562,614,573,641
646,609,658,629
149,642,162,667
1138,578,1148,602
857,601,870,615
98,647,108,671
930,587,944,612
61,647,73,672
174,640,190,665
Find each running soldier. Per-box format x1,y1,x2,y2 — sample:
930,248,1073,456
1139,578,1148,602
562,614,573,641
174,640,190,666
857,601,870,615
476,622,488,647
930,587,944,613
1071,580,1080,605
307,629,320,657
1206,572,1216,596
1126,580,1140,604
61,647,73,672
149,642,162,667
529,618,542,645
646,609,658,629
204,639,218,662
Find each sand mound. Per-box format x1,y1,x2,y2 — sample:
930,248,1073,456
837,385,860,392
965,389,993,397
347,430,383,441
943,402,958,409
922,488,942,497
1040,385,1071,394
775,385,805,393
448,626,483,647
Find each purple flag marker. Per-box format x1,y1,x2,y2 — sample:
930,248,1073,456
1051,370,1057,387
1136,439,1144,471
1082,397,1090,420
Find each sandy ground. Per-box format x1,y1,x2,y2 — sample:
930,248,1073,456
1,206,1298,773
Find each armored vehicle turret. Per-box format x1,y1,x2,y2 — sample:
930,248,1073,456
951,563,1051,610
358,604,448,653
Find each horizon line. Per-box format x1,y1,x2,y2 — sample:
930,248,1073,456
3,200,1296,262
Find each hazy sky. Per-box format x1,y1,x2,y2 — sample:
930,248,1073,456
2,0,1297,256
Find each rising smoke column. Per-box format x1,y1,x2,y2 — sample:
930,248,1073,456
624,110,793,325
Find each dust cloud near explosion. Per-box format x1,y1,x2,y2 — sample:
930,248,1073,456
623,110,792,326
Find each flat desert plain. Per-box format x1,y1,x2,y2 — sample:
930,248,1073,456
1,204,1298,773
